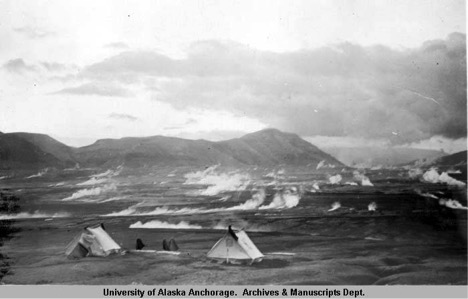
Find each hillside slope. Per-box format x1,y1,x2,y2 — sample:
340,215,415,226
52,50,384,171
1,129,344,169
0,134,64,170
73,136,237,167
215,129,343,167
13,132,76,164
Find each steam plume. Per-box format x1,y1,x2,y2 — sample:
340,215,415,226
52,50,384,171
328,202,341,212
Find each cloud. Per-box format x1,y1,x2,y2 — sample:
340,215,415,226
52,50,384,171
13,26,55,39
81,41,256,81
108,113,139,121
72,34,466,144
104,42,130,49
53,83,132,97
397,136,467,154
2,58,37,73
162,118,198,130
82,51,181,82
304,136,391,149
40,62,76,72
3,58,77,77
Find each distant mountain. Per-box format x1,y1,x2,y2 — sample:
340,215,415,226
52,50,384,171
75,128,344,168
403,150,466,169
215,129,343,167
73,136,237,168
12,132,76,164
322,146,446,167
0,129,344,169
411,150,467,181
0,133,74,170
429,150,467,168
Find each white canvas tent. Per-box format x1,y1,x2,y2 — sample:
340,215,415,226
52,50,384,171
207,227,263,264
65,224,121,258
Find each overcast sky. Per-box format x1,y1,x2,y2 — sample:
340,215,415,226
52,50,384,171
0,0,466,152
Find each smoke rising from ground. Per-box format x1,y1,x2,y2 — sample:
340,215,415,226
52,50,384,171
416,190,439,199
259,188,301,210
0,211,70,220
328,202,341,212
26,169,48,179
408,168,424,179
129,220,274,232
312,182,320,190
368,202,377,211
439,199,468,210
353,171,374,186
184,166,251,196
415,189,468,210
227,189,266,210
104,187,300,217
62,183,117,201
130,220,202,229
77,167,122,186
77,177,108,186
422,168,466,186
329,174,342,185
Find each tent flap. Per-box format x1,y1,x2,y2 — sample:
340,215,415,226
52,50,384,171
86,225,121,254
236,231,264,259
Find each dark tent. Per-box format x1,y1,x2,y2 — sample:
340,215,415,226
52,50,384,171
162,238,179,251
136,238,145,250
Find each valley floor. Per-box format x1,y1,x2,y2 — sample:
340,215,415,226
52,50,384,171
1,165,467,285
1,215,466,285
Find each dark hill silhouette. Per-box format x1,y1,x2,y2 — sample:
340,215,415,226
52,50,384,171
73,136,237,168
431,150,467,168
404,150,467,181
429,150,467,181
0,133,65,170
0,128,344,169
13,132,76,164
215,128,342,166
405,150,466,169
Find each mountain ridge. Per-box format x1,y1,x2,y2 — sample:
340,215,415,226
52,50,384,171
408,150,467,181
215,128,342,166
0,128,344,170
0,133,68,170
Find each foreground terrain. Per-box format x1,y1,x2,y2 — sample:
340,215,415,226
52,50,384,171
0,165,466,285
